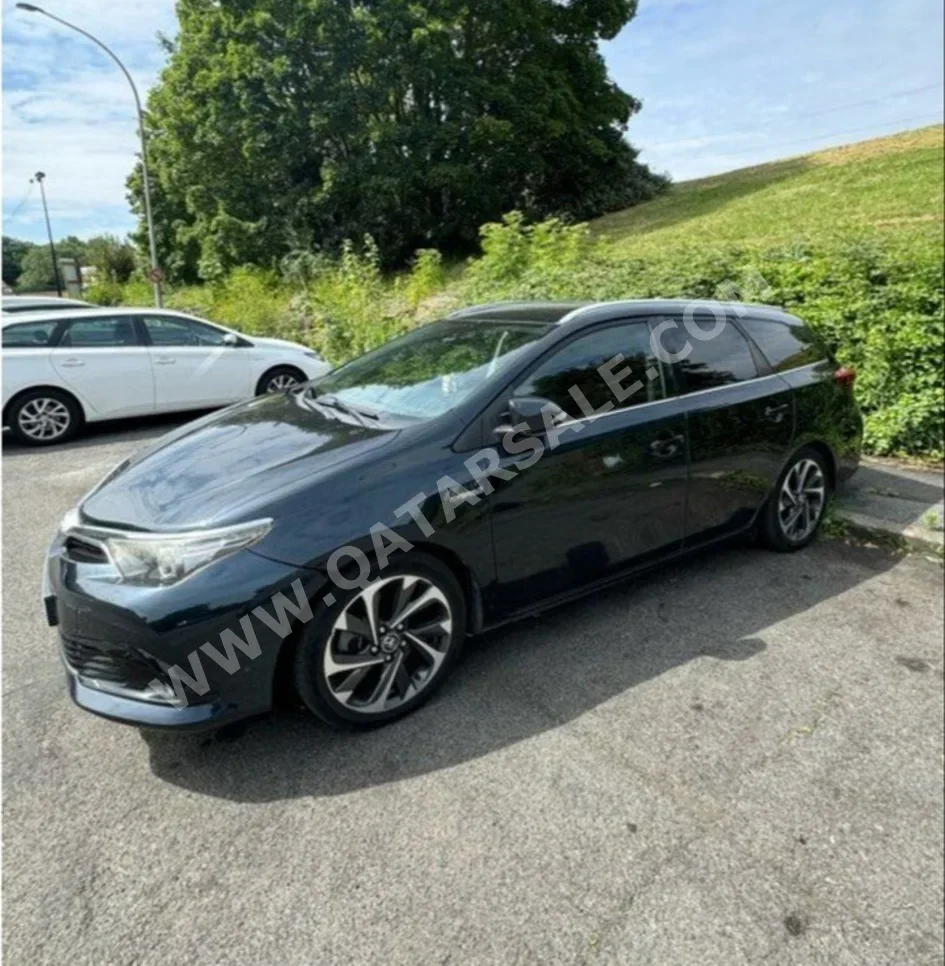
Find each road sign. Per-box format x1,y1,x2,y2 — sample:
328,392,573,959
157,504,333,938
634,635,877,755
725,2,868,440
147,266,164,284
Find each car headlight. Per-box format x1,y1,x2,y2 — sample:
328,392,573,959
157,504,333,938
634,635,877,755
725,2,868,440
61,516,273,586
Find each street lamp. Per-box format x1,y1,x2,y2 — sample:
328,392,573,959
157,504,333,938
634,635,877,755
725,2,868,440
16,3,164,307
31,171,62,297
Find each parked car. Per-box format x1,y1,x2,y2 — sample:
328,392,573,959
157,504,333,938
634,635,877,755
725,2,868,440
43,299,862,732
3,307,331,444
2,295,92,314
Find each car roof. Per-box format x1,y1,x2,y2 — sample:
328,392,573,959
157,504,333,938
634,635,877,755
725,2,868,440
0,306,196,328
449,298,801,328
2,296,92,312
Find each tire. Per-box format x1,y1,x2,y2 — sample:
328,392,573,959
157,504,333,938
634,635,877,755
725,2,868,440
761,446,831,552
255,365,307,396
7,388,82,446
293,553,467,729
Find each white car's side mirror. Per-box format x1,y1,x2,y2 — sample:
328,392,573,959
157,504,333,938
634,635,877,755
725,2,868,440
222,332,240,347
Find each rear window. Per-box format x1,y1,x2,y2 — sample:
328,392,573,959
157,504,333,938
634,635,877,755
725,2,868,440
2,320,59,348
745,318,825,371
671,317,759,392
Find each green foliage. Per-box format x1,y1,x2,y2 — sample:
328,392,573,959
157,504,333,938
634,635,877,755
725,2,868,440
15,236,86,291
129,0,665,281
100,129,945,459
85,277,153,307
464,211,597,298
404,250,446,308
3,236,34,287
84,235,137,284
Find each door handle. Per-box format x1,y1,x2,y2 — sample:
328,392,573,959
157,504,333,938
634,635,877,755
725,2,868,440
59,358,85,368
764,402,789,421
155,357,177,365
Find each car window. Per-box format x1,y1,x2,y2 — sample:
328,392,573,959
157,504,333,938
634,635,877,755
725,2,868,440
58,317,140,348
142,316,228,347
513,322,662,419
744,318,825,371
2,320,60,348
315,319,551,420
670,317,758,392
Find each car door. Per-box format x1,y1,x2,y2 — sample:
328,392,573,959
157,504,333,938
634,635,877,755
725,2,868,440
487,319,688,616
139,314,253,411
659,310,795,544
50,315,155,418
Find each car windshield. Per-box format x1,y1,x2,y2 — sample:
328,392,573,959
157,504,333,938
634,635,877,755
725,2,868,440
311,319,552,420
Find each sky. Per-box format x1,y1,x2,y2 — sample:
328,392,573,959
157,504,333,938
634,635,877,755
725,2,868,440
2,0,944,244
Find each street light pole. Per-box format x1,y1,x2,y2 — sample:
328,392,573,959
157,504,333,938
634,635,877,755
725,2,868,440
31,171,63,297
16,3,163,307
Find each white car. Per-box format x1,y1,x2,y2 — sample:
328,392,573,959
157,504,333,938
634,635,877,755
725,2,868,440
2,295,93,314
2,307,331,445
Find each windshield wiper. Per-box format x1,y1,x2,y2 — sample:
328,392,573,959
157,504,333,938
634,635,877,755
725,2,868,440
311,392,379,429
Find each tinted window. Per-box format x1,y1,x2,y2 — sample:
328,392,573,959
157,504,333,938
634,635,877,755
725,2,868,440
672,317,757,392
143,316,228,346
59,317,140,348
2,320,59,348
514,323,662,419
745,319,824,371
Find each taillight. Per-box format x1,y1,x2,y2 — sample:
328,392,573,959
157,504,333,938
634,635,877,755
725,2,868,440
834,366,856,388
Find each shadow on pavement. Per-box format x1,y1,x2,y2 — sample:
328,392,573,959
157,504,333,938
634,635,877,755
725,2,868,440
1,411,213,458
142,537,899,802
837,461,944,529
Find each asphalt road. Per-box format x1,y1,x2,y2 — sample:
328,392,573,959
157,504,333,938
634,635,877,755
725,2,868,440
3,420,944,966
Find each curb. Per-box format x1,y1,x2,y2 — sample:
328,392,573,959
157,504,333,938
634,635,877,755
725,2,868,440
832,507,945,558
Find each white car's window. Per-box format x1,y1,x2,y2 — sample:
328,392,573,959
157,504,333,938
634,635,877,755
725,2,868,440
2,320,60,348
59,317,140,348
142,316,227,347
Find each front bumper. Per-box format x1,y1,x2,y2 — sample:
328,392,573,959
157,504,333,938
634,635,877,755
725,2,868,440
63,664,232,730
45,533,325,731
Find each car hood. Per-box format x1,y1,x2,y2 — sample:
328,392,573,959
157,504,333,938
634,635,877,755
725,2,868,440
81,392,398,530
250,335,315,354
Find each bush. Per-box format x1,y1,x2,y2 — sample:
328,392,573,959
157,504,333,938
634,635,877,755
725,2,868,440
88,213,944,459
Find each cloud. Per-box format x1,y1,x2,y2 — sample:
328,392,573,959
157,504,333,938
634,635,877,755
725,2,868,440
2,0,177,242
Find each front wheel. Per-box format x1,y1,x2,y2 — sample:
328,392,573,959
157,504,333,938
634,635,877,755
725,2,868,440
293,555,466,728
761,447,830,552
256,365,306,396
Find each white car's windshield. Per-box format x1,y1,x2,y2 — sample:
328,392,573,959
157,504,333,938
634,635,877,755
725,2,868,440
312,319,552,420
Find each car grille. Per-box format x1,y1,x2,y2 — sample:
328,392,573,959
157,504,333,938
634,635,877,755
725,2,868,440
60,635,171,694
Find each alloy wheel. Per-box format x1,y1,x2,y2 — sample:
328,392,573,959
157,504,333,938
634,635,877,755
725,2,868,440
322,574,454,715
778,457,826,542
266,373,300,392
17,397,71,442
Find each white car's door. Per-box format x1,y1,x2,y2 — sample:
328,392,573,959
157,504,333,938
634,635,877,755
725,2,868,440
50,316,155,418
140,314,253,411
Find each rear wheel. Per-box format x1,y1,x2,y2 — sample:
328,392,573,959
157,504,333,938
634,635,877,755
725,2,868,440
7,388,81,446
761,447,830,552
293,554,466,728
256,365,306,396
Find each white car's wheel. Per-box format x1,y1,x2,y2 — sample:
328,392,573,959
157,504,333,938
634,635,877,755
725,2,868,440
256,366,307,395
8,388,82,446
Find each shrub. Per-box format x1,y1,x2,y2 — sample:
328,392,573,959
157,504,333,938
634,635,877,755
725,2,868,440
86,214,944,459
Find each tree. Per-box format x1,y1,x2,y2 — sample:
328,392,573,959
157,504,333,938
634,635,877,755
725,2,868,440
84,234,137,283
2,236,34,288
130,0,666,281
15,236,86,292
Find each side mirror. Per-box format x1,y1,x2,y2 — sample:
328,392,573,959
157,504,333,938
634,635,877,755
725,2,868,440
222,332,240,347
495,396,568,438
